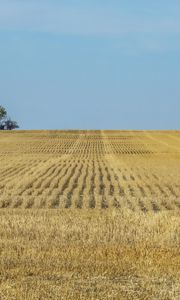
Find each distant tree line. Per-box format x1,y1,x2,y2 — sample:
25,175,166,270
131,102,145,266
0,105,19,130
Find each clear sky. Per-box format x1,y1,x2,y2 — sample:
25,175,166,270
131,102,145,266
0,0,179,129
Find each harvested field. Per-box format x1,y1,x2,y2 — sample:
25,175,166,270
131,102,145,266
0,130,180,210
0,130,180,299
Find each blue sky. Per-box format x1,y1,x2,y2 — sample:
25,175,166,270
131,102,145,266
0,0,179,129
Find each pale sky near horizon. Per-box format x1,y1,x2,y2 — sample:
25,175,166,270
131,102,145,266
0,0,180,129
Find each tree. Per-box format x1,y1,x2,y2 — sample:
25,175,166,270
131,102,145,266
3,118,19,130
0,105,19,130
0,105,7,120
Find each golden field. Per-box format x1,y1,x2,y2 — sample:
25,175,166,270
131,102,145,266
0,130,180,299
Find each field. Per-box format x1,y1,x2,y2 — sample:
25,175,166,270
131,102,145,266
0,130,180,299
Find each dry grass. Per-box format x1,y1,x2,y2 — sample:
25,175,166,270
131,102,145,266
0,209,180,299
0,130,180,299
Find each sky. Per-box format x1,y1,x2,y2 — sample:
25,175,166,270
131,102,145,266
0,0,180,129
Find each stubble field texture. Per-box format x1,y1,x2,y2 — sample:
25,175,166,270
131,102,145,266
0,130,179,299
